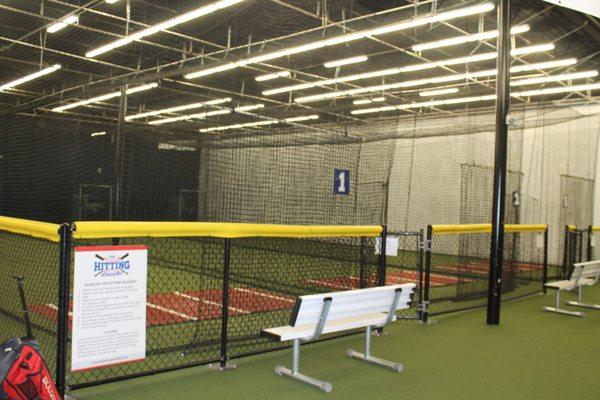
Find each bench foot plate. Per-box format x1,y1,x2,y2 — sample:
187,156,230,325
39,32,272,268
275,366,332,393
346,349,404,372
542,306,584,317
566,301,600,310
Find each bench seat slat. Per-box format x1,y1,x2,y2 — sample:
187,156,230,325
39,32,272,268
293,297,412,326
291,284,415,326
263,312,393,342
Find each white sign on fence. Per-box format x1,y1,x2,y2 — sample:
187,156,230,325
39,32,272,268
375,235,400,257
72,245,148,372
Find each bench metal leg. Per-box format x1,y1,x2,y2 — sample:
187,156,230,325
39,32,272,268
346,326,404,372
567,286,600,310
543,290,584,317
275,339,333,393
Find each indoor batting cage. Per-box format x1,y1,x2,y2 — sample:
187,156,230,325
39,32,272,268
0,0,599,396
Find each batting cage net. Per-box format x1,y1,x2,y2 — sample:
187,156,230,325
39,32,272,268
422,224,549,318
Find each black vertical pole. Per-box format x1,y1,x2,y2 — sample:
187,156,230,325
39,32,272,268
359,237,367,288
56,223,72,399
417,229,424,321
422,226,433,324
378,226,387,286
113,85,127,221
578,231,583,263
219,238,231,369
588,226,593,261
487,0,511,326
562,225,569,279
542,227,549,294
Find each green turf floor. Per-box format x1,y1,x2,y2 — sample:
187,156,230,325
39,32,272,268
75,284,600,400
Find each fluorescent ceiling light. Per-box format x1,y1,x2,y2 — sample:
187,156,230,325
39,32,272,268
105,0,120,4
412,24,530,52
510,70,598,86
147,103,264,125
235,103,265,112
185,2,495,80
51,82,158,112
514,82,600,97
294,58,578,103
351,82,600,115
511,58,576,72
264,53,497,96
148,109,231,125
419,88,459,97
0,64,61,92
264,45,551,97
255,71,291,81
352,95,497,114
47,15,79,33
511,43,554,56
324,55,369,68
199,114,319,133
91,131,107,137
125,97,231,120
87,0,247,58
353,97,386,105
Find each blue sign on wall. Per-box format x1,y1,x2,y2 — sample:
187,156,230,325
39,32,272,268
333,169,350,195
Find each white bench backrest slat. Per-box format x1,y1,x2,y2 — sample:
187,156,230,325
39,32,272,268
571,261,600,286
290,284,415,327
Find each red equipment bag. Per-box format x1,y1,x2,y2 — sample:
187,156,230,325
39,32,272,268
0,277,61,400
0,338,60,400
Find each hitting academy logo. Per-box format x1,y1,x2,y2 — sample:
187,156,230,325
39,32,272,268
94,253,130,277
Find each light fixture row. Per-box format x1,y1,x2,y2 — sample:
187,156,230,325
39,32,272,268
351,82,600,115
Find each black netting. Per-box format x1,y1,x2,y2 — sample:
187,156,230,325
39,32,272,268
0,232,59,376
425,228,548,316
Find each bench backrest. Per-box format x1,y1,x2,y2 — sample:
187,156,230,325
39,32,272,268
290,283,415,327
571,260,600,286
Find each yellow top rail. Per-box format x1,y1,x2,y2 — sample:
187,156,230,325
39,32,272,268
566,225,577,232
431,223,547,235
0,216,60,242
73,221,383,240
592,226,600,232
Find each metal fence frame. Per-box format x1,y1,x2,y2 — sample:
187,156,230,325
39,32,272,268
421,224,549,322
57,222,389,395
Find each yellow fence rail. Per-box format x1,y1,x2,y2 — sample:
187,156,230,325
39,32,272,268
431,223,548,235
0,216,60,242
73,221,383,239
591,226,600,232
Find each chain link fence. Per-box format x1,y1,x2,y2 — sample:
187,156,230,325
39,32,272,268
421,224,549,319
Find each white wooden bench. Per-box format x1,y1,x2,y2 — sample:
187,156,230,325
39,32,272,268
262,283,416,393
543,260,600,317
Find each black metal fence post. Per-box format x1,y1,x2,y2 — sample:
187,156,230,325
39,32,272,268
378,226,387,286
359,237,367,288
56,223,73,399
422,226,433,323
216,238,233,370
578,230,584,263
417,229,424,321
542,227,549,294
562,225,569,279
588,225,593,262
